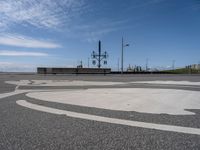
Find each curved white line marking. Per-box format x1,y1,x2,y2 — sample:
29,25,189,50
132,81,200,86
0,89,64,100
17,100,200,135
0,90,26,99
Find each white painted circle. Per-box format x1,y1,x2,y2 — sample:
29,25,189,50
26,88,200,115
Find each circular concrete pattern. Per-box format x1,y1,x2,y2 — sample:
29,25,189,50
26,88,200,115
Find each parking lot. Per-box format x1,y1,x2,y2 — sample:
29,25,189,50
1,74,200,150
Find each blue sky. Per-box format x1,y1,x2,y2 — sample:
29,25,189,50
0,0,200,72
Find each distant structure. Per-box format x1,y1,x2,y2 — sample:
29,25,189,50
77,60,83,68
91,41,108,68
37,67,111,74
186,64,200,70
127,64,143,72
146,58,149,71
37,41,111,75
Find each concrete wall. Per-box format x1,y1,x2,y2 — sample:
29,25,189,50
37,67,111,74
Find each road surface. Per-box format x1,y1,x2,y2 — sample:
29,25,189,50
0,73,200,150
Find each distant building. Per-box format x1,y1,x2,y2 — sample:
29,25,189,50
186,64,200,70
37,67,111,74
127,65,143,72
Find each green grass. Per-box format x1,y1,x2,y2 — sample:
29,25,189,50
161,68,200,74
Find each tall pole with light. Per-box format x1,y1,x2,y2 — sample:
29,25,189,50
121,37,129,74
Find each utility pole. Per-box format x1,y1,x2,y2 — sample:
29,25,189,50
117,58,120,72
146,58,149,72
121,37,129,74
121,38,124,74
198,61,200,73
80,60,83,67
98,41,101,68
88,57,90,68
172,60,175,70
91,41,108,68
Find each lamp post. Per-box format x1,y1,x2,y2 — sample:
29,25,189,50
121,37,129,74
172,60,175,70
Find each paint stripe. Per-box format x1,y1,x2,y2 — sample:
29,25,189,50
131,83,200,89
0,90,26,99
0,89,73,100
131,81,200,86
6,80,124,87
17,100,200,135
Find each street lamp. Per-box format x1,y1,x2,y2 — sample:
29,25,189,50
121,37,129,74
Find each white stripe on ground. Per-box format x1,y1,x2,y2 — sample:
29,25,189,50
0,89,77,100
5,80,124,86
0,90,27,99
131,81,200,86
131,83,200,89
17,100,200,136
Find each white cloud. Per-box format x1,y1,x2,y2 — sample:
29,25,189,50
0,0,131,42
69,19,132,42
0,62,36,72
0,34,61,48
0,50,48,57
0,0,86,30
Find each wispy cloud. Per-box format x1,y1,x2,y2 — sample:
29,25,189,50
0,0,133,42
0,61,37,72
0,50,48,57
129,0,166,9
0,34,61,48
69,19,132,42
0,0,86,30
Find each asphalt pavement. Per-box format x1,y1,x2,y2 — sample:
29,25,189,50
0,73,200,150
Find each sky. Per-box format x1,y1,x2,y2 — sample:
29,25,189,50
0,0,200,72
